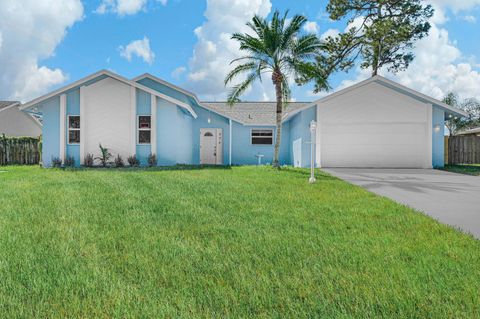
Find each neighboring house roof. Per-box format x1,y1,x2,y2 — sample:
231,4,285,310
201,102,311,126
0,101,19,111
457,127,480,136
0,101,42,136
20,70,198,118
301,75,468,118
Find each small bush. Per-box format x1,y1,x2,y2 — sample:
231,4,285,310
127,155,140,167
114,154,125,167
64,156,75,167
148,154,157,167
95,143,112,167
84,154,94,167
51,157,62,168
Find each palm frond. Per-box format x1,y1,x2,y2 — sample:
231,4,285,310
226,72,261,106
281,14,307,50
224,62,257,85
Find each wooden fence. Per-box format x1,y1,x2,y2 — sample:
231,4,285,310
446,135,480,165
0,135,41,165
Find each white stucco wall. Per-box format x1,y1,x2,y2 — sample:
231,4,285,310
0,106,42,137
83,77,134,159
317,81,432,168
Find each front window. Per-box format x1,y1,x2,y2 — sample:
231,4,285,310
251,129,273,145
138,115,151,144
68,116,80,144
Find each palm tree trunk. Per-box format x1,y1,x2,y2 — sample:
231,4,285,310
272,70,283,168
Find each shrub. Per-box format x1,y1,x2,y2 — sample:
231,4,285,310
51,157,62,168
84,153,94,167
114,154,125,167
64,156,75,167
148,153,157,167
95,143,112,167
127,155,140,167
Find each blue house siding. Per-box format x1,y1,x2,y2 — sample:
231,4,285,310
66,88,80,166
41,97,61,167
190,103,231,165
136,89,152,165
231,122,290,165
288,106,317,167
432,106,445,168
156,98,194,165
137,77,195,106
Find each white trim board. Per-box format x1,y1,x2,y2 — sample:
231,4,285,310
301,75,468,118
21,70,198,119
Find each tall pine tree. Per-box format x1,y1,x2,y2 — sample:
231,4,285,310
325,0,434,76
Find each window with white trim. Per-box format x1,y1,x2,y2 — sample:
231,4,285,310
138,115,151,144
68,116,80,144
251,129,273,145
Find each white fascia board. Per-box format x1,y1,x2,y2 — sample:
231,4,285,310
373,76,469,117
133,73,237,123
133,82,198,119
20,69,198,119
305,75,468,118
20,70,112,110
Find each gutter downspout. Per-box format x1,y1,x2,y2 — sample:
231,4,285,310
229,119,232,166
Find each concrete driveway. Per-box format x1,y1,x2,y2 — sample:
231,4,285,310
324,169,480,239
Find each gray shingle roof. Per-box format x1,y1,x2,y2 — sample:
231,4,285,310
201,101,310,125
0,101,19,111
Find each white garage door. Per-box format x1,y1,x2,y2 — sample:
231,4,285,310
318,82,432,168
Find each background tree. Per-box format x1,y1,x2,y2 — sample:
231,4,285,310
325,0,434,76
443,92,480,136
225,10,331,168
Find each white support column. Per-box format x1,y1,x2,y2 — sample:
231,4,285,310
130,86,137,156
426,103,433,169
79,86,86,165
151,94,157,155
59,94,66,163
229,119,232,166
315,105,322,168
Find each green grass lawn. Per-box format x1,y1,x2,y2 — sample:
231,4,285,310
0,166,479,318
443,164,480,176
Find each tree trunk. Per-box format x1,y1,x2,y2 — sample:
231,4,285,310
272,70,283,168
372,4,383,77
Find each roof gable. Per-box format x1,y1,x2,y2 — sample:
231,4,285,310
309,75,468,117
20,70,197,118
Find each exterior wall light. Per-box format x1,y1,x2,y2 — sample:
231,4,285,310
434,124,441,132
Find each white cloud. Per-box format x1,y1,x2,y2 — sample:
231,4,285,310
463,15,477,23
95,0,166,16
429,0,480,12
303,21,319,34
171,66,186,79
320,28,340,40
0,0,83,102
185,0,272,100
336,19,480,101
119,36,155,64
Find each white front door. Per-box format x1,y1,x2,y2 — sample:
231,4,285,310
200,128,223,165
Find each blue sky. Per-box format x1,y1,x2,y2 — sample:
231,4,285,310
1,0,480,103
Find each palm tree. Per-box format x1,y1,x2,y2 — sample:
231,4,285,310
225,10,329,168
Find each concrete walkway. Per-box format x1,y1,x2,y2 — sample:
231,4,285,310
324,168,480,239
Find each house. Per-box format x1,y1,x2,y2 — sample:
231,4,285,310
0,101,42,137
456,127,480,136
20,70,466,168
